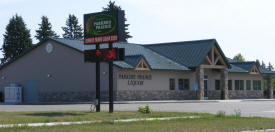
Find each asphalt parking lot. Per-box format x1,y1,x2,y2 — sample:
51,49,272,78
1,100,275,118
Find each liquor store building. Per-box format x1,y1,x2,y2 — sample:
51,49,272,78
0,37,274,103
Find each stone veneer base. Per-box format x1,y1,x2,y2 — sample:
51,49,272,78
38,90,264,102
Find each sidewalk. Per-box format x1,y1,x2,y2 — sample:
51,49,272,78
1,99,275,105
113,99,275,104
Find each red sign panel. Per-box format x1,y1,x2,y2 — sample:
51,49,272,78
84,35,118,44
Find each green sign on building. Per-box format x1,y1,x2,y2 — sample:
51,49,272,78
84,10,125,44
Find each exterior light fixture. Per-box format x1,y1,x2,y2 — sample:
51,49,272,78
102,71,107,75
47,74,52,78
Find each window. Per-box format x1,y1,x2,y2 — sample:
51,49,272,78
184,79,190,90
215,80,220,90
178,79,183,90
246,80,251,90
169,79,175,90
178,79,190,90
228,80,232,90
253,80,261,90
235,80,244,90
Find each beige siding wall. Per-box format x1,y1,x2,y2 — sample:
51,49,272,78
228,73,263,91
117,68,264,93
0,40,111,95
203,69,263,91
116,69,196,91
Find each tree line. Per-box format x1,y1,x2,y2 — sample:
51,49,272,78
233,53,274,71
1,1,131,64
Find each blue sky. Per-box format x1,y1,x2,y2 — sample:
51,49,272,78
1,0,275,65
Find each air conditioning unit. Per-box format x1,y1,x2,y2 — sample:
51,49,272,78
4,84,22,103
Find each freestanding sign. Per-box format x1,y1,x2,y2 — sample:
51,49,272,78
84,10,125,44
84,10,125,113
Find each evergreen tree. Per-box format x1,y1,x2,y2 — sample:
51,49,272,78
62,14,83,39
1,14,32,64
35,16,59,42
268,62,274,71
233,53,245,62
261,61,266,69
102,0,132,42
256,59,261,66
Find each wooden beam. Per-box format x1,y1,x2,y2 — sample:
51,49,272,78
250,65,259,74
214,56,220,65
213,46,227,66
206,56,212,65
135,58,150,71
200,64,227,69
211,47,214,64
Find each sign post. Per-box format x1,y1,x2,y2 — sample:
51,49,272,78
84,10,125,113
95,44,100,112
109,42,114,113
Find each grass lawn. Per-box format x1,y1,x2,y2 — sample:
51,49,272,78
0,111,198,124
1,111,275,132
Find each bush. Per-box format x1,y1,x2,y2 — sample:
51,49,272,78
216,110,226,117
138,105,152,114
234,109,241,118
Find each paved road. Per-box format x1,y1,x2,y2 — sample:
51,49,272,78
1,101,275,118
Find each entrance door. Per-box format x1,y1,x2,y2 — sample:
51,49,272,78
204,75,208,99
24,80,38,103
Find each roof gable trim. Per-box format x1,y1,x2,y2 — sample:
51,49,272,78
200,43,229,69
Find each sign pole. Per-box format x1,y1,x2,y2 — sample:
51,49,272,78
109,42,114,113
96,44,100,112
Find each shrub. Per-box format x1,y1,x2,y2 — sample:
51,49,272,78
234,109,241,118
216,110,226,117
138,105,152,114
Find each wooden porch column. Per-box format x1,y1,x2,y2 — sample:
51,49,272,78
196,67,204,100
267,75,273,99
220,69,229,100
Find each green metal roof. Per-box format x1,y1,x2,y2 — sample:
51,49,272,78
50,37,189,71
258,66,275,74
1,37,275,75
144,39,230,68
228,61,275,74
230,62,255,72
228,64,248,73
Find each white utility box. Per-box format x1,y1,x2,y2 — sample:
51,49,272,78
4,84,22,103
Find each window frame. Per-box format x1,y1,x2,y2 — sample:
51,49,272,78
178,79,184,90
235,80,244,90
169,78,175,90
215,80,220,90
183,79,190,90
253,80,261,90
246,80,251,90
228,80,232,90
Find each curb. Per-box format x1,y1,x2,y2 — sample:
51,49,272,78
242,129,275,132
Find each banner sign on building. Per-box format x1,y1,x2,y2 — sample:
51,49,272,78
84,48,125,62
84,10,125,44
